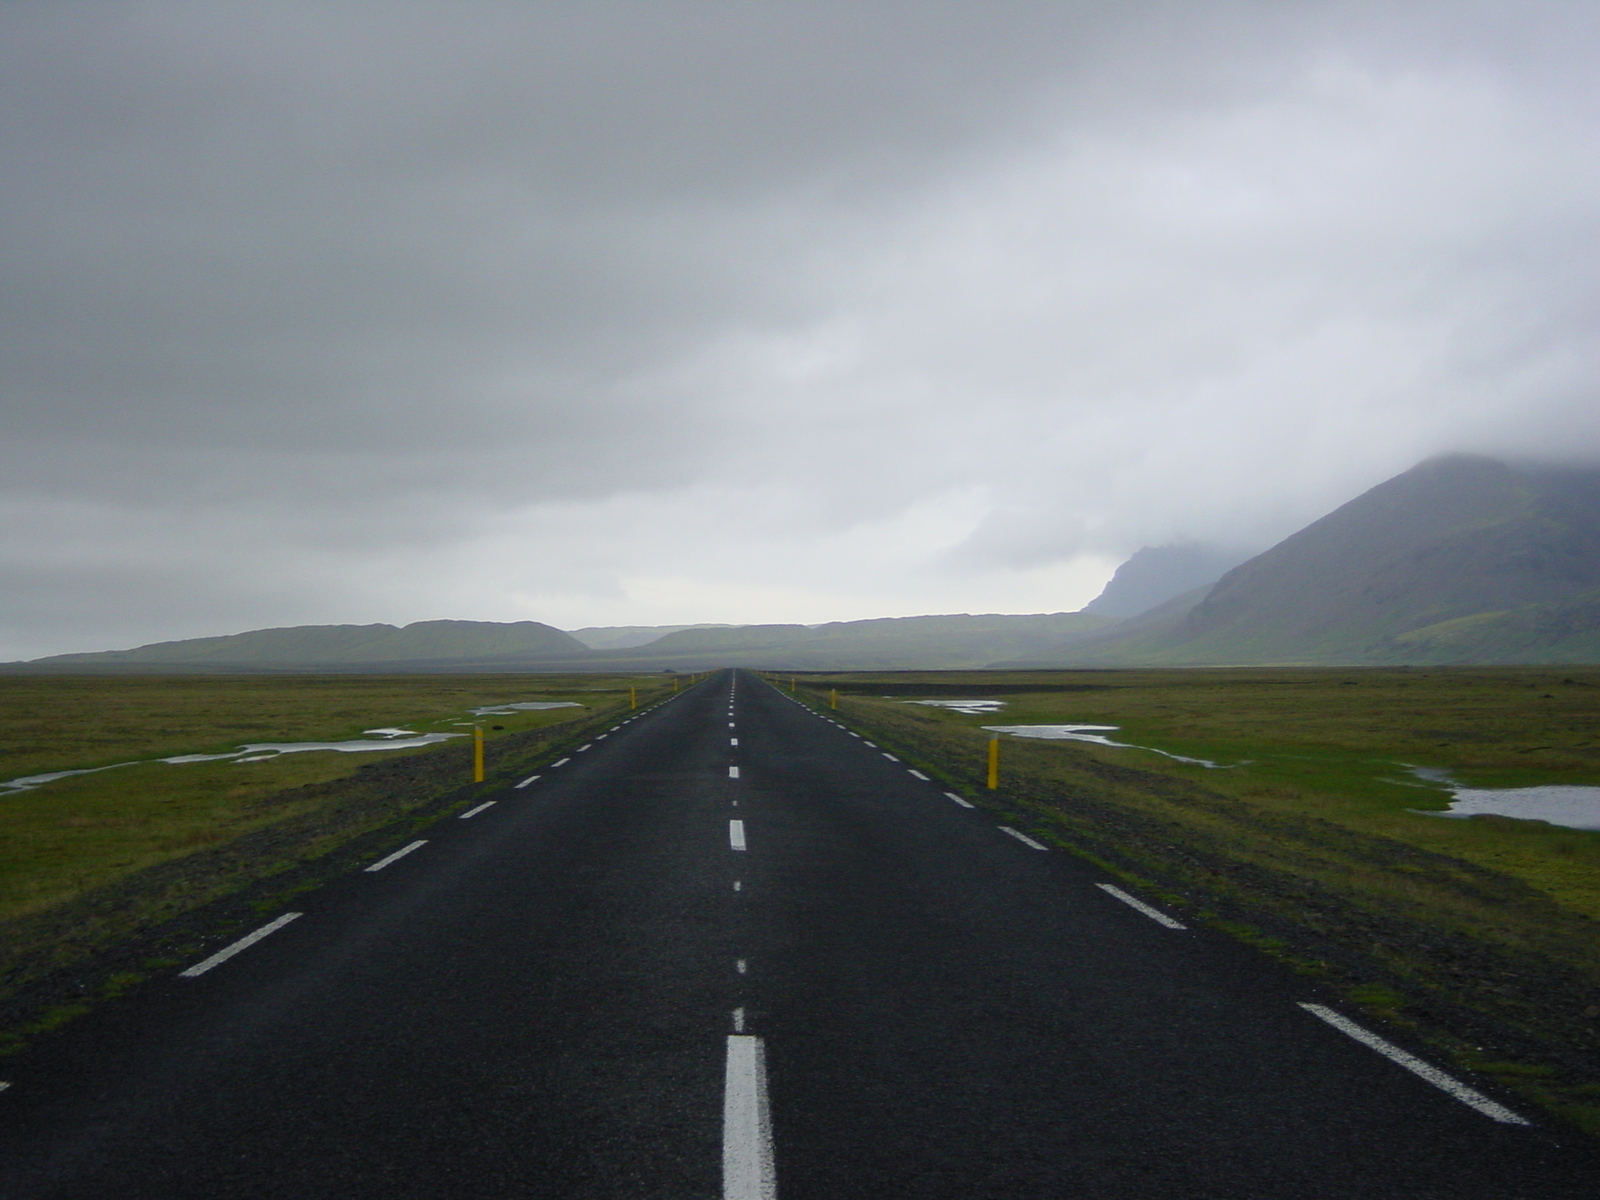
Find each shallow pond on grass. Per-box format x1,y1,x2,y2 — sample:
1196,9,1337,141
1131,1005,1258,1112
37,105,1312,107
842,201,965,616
981,723,1239,769
1404,766,1600,831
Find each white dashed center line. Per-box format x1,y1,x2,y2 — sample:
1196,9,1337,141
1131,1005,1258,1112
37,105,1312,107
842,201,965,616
729,819,747,850
908,769,929,780
551,757,570,768
729,766,741,779
366,840,427,871
945,792,975,808
730,737,739,746
1298,1004,1528,1124
723,1034,776,1200
577,743,592,752
459,801,496,819
514,774,541,788
180,913,302,978
1096,883,1186,929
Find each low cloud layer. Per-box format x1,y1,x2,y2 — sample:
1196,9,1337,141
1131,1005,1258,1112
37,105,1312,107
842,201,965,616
3,2,1598,657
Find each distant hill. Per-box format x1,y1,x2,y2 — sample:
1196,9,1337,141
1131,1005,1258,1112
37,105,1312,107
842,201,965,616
573,612,1114,670
1081,544,1252,618
18,620,588,671
567,623,740,650
1016,455,1600,666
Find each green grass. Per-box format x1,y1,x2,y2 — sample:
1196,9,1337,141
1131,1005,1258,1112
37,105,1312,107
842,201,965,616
0,673,670,924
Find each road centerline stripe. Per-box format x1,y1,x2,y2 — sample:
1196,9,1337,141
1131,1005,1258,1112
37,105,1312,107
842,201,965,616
723,1035,777,1200
1298,1004,1529,1124
551,757,570,768
945,792,975,808
908,769,929,780
459,801,496,819
365,840,427,871
180,913,302,978
729,819,747,851
1096,883,1186,929
513,774,540,788
729,766,741,779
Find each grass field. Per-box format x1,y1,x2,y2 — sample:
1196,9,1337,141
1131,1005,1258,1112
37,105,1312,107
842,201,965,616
0,673,670,925
777,666,1600,1132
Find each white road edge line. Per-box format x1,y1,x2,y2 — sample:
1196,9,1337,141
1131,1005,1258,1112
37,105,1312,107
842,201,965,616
365,840,427,871
1298,1004,1529,1124
908,769,929,780
729,766,741,779
882,752,899,761
729,819,747,851
1095,883,1186,929
723,1034,777,1200
180,912,303,978
459,801,496,819
551,757,570,768
998,825,1048,850
514,774,540,789
945,792,975,808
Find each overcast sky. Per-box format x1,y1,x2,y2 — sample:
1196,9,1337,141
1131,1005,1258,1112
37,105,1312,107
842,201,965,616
3,1,1598,657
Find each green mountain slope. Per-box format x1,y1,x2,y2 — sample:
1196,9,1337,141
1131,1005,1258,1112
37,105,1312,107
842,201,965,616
1023,455,1600,666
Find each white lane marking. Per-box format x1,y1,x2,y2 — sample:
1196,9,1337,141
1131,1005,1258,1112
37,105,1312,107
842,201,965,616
459,801,496,819
733,1006,745,1031
729,722,736,728
737,958,748,974
0,1081,9,1093
730,737,740,746
863,741,878,748
1096,883,1186,929
551,757,570,768
724,1035,776,1200
1298,1004,1529,1124
999,826,1048,850
366,840,427,871
577,743,592,752
945,792,975,808
596,734,608,740
882,752,899,762
908,769,929,780
180,913,302,978
733,880,742,891
514,774,541,788
729,819,747,851
729,766,741,779
849,733,861,739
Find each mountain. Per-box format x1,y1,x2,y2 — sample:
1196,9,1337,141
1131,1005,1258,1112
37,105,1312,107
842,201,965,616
1017,455,1600,666
1081,544,1252,618
19,620,588,671
567,624,739,650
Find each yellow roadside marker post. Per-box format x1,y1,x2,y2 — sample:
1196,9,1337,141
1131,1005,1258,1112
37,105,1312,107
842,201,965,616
673,677,679,692
830,689,838,709
629,686,637,709
789,677,795,692
473,726,485,783
987,735,1000,789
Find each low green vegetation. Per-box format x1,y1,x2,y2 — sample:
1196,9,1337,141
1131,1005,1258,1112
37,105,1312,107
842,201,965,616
778,666,1600,1133
0,673,665,925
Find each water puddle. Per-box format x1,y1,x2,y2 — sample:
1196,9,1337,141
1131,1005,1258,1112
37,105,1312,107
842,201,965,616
906,699,1008,715
470,701,582,715
1404,766,1600,831
0,732,468,795
982,724,1239,769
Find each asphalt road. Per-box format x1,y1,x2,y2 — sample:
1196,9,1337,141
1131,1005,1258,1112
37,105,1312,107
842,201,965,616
1,668,1595,1198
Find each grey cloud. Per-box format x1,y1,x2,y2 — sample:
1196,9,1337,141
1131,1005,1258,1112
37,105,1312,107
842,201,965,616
3,1,1600,657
